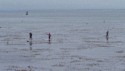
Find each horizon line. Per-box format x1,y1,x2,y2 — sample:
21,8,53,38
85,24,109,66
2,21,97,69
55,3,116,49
1,9,125,12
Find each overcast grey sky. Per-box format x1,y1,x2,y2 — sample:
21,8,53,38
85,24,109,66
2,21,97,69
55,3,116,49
0,0,125,10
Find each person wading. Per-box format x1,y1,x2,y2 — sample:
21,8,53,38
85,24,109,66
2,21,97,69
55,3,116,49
106,31,109,42
29,32,32,50
47,33,51,44
29,32,32,40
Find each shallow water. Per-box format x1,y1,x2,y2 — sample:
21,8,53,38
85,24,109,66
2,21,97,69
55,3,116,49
0,9,125,71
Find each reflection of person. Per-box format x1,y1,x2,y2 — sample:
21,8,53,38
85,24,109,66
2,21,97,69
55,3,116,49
29,41,32,50
106,31,109,41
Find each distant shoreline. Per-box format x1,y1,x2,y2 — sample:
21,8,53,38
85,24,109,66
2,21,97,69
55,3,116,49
1,9,125,13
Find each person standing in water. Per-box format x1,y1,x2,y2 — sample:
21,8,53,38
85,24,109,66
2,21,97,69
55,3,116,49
106,31,109,42
29,32,32,50
26,11,28,15
29,32,32,40
47,33,51,43
27,32,32,42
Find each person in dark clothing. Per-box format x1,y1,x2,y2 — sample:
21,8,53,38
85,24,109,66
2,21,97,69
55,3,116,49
29,32,32,40
106,31,109,41
47,33,51,43
29,32,32,50
26,11,28,15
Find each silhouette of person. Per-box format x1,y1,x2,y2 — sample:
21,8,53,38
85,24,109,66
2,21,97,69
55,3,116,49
26,11,28,15
29,32,32,50
48,33,51,43
106,31,109,41
29,32,32,40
